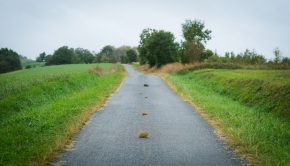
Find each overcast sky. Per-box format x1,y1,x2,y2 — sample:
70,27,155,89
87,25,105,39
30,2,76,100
0,0,289,60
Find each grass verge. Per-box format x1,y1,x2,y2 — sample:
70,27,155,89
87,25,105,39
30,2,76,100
164,69,290,166
0,63,125,165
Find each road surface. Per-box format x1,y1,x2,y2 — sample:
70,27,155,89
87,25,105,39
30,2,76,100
55,65,243,166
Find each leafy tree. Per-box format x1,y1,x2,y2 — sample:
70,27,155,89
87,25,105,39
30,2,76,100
46,46,79,65
0,48,22,73
182,19,211,43
113,46,131,62
36,52,46,62
138,29,178,67
126,49,137,63
274,47,282,63
201,49,214,61
282,57,290,65
138,28,156,65
96,45,116,63
180,42,205,63
75,48,94,64
181,19,212,63
120,55,129,64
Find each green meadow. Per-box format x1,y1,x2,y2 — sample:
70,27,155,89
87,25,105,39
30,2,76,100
0,64,124,165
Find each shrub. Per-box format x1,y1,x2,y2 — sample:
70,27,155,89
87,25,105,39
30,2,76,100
138,131,150,138
0,48,21,73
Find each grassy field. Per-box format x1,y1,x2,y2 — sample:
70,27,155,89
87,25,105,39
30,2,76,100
20,58,45,69
0,64,124,165
167,69,290,166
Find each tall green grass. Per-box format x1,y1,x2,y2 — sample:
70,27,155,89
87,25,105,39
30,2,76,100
0,64,124,165
168,69,290,166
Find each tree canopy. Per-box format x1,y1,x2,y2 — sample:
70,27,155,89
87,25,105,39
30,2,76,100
182,19,211,44
0,48,22,73
75,48,94,64
180,20,212,63
138,29,178,67
36,52,46,62
126,49,138,63
45,46,80,65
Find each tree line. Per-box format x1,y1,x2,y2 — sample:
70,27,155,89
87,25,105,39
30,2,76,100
138,19,213,67
1,19,290,73
137,19,290,68
37,46,138,65
0,45,137,73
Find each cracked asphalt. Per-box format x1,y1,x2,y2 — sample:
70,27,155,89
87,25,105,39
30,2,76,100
54,65,244,166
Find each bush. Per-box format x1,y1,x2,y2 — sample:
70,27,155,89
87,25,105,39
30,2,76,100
0,48,22,73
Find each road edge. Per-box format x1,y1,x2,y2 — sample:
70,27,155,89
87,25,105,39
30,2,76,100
159,74,257,166
49,68,128,166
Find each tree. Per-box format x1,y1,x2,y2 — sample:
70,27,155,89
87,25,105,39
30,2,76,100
282,57,290,65
138,29,178,67
45,46,79,65
181,19,212,63
138,28,156,65
201,49,214,61
126,49,137,63
182,19,211,43
96,45,116,63
274,47,282,63
180,41,205,63
0,48,22,73
120,55,129,64
36,52,46,62
75,48,94,64
114,46,130,62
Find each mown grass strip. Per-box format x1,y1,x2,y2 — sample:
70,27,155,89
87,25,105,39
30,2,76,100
166,70,290,166
0,64,125,165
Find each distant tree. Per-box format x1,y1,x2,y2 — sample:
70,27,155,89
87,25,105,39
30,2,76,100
181,19,212,63
282,57,290,65
36,52,46,62
96,45,116,63
138,29,178,67
126,49,137,63
200,49,214,61
46,46,79,65
75,48,94,64
113,46,131,62
274,47,282,63
120,55,128,64
0,48,22,73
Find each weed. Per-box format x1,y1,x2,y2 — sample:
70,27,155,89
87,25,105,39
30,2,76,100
138,131,150,138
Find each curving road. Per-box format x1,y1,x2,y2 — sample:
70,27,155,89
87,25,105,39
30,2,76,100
55,65,244,166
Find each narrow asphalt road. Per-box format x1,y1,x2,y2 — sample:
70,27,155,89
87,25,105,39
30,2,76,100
55,65,243,166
